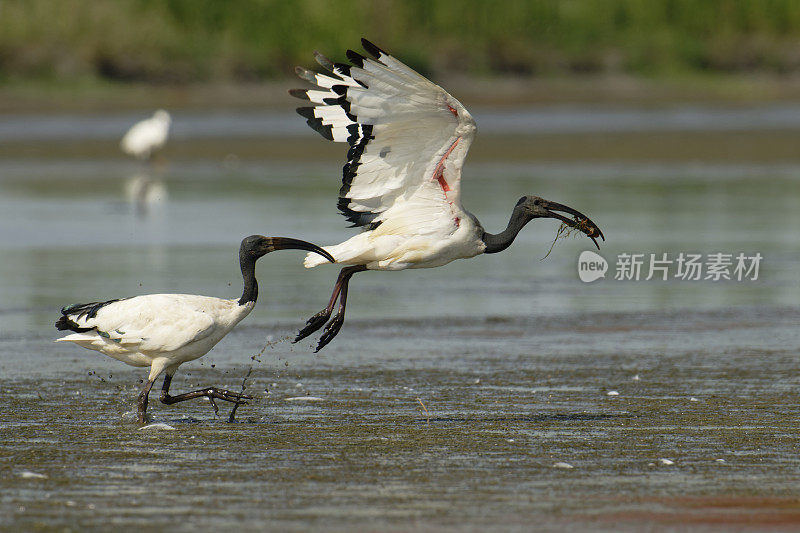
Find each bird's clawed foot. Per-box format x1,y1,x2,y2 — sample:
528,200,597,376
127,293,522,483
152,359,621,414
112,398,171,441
294,265,364,351
201,387,252,417
294,309,332,342
161,386,252,418
316,312,344,352
207,387,252,403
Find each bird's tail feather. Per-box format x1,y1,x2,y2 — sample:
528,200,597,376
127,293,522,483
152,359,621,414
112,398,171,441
55,315,93,333
304,248,335,268
55,332,98,344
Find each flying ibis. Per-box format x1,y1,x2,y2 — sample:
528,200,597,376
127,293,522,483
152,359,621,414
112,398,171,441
120,109,171,162
291,39,604,352
55,236,334,423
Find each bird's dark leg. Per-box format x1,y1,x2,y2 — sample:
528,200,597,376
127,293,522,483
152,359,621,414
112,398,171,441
294,265,366,343
137,377,156,424
315,265,367,351
159,373,251,418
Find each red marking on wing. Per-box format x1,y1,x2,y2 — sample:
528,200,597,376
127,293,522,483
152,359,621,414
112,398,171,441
435,171,450,192
448,104,458,117
432,138,461,193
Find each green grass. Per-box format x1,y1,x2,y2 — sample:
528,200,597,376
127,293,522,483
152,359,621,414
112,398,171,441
1,0,800,83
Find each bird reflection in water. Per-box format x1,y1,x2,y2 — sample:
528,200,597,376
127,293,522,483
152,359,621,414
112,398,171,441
124,173,168,217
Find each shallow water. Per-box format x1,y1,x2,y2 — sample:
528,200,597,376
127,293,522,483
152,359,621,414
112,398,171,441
1,107,800,530
5,103,800,142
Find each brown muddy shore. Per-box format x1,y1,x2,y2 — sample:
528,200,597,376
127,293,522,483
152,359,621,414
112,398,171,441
3,308,800,532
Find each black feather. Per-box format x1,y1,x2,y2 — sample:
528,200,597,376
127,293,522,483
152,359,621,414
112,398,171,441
346,49,366,67
55,315,93,333
296,107,316,120
333,63,352,78
345,123,361,144
306,117,334,141
56,298,126,333
61,298,125,320
361,38,386,60
288,88,310,100
337,124,378,227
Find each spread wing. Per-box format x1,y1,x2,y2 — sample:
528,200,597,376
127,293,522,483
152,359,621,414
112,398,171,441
291,38,477,231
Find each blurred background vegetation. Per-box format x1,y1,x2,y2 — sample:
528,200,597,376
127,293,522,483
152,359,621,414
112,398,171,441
1,0,799,85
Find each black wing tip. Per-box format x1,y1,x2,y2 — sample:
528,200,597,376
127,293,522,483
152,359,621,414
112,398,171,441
297,107,335,140
55,315,72,331
309,118,334,141
333,62,352,77
346,49,366,67
288,88,309,100
296,106,316,120
55,315,93,333
337,122,376,226
331,84,347,96
58,298,123,321
361,38,385,59
337,197,381,229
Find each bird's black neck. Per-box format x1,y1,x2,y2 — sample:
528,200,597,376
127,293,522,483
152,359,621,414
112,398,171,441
238,252,258,305
481,206,533,254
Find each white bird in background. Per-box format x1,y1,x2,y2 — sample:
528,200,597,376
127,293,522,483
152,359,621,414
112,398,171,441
55,236,334,424
291,39,604,351
120,109,172,162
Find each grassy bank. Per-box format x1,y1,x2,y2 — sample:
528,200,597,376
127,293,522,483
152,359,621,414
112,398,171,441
1,0,800,84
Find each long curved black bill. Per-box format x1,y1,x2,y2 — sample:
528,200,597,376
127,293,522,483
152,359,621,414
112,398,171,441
268,237,335,263
542,201,605,249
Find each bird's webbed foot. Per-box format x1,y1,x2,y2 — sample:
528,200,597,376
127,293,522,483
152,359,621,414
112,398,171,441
316,312,344,352
294,309,332,342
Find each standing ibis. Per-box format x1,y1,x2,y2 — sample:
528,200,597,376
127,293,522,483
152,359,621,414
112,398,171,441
291,39,604,351
120,109,171,162
55,236,334,423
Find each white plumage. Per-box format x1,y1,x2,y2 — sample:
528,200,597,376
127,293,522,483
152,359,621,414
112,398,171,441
292,39,603,351
57,294,252,380
56,236,334,423
120,109,171,160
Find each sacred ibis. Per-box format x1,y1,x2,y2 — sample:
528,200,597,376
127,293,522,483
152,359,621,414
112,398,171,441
291,39,604,351
55,236,334,423
120,109,171,162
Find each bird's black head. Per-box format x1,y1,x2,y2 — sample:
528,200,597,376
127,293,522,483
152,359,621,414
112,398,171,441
516,196,605,249
239,235,335,262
